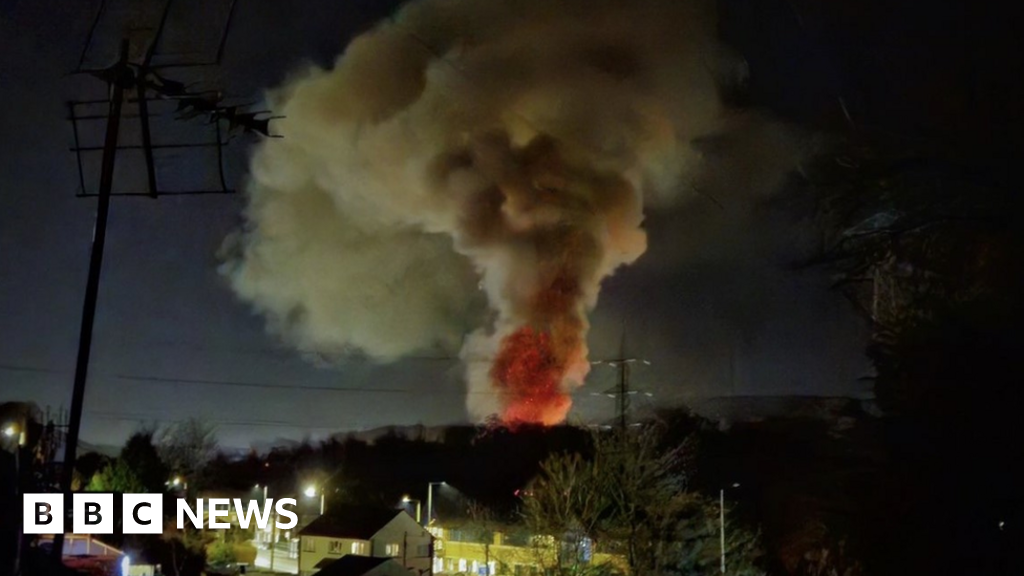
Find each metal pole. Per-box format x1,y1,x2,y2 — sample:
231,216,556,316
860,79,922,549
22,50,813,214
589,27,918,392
427,484,433,528
320,493,325,516
269,516,277,572
261,485,268,547
719,488,726,574
618,360,626,428
13,441,21,575
54,38,129,560
415,501,421,524
135,77,158,198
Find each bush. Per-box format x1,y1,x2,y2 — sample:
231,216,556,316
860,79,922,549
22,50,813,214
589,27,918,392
207,541,237,565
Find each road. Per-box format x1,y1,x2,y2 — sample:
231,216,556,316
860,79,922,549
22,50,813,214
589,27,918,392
252,542,297,574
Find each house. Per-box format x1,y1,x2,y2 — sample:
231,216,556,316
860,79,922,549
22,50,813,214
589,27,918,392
429,527,542,576
310,555,409,576
429,525,626,576
297,506,433,576
35,534,132,576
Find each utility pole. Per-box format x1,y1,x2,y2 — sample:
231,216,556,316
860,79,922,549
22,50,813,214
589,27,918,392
719,488,726,574
593,329,650,430
53,39,130,560
616,357,631,430
57,3,246,555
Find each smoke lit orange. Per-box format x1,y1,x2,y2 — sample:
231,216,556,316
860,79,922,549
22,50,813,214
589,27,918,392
490,326,572,425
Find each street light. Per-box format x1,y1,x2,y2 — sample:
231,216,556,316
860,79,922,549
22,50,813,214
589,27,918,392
426,481,447,527
5,421,25,574
253,484,279,570
3,423,25,446
720,483,740,574
305,485,325,515
402,496,422,524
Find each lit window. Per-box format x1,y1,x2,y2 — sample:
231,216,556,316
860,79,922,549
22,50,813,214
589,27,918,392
385,543,400,556
458,559,467,572
351,542,368,555
303,538,316,553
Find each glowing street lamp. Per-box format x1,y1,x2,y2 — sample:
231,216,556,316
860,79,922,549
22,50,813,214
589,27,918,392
2,423,24,446
402,495,421,524
305,485,325,515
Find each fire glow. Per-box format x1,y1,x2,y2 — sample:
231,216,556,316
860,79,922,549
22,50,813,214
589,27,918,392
491,327,571,425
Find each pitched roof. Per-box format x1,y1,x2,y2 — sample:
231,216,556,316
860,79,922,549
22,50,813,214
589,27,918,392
311,555,395,576
297,505,405,540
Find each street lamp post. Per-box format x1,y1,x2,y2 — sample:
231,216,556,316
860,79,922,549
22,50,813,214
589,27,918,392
254,485,269,546
5,422,25,576
255,485,278,571
426,481,446,527
402,496,421,524
720,483,740,574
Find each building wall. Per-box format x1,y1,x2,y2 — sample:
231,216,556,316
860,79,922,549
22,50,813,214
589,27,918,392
371,514,433,575
297,536,371,576
367,560,420,576
433,529,624,576
441,540,546,575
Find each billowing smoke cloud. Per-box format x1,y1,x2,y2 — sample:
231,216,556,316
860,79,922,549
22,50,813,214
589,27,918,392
222,0,783,424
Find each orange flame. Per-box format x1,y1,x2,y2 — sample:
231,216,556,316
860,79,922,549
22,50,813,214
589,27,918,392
490,326,572,425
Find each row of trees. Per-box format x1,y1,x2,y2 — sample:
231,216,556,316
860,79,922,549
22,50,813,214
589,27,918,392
77,417,770,576
73,419,221,576
804,127,1024,574
447,426,766,576
26,408,877,576
82,419,217,494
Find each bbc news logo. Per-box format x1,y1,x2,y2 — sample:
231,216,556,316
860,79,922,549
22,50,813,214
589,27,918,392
23,494,299,534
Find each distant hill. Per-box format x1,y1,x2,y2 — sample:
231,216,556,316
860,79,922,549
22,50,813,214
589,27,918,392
685,395,880,426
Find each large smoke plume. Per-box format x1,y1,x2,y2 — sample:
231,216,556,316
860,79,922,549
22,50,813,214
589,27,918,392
222,0,783,424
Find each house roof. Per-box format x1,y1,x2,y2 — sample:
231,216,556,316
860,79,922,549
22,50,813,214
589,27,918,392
298,505,407,540
38,535,124,557
314,558,338,569
311,555,395,576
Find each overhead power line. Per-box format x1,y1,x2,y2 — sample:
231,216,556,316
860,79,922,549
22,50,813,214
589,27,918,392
2,362,502,396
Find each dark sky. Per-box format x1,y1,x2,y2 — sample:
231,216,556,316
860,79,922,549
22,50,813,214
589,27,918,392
13,0,994,449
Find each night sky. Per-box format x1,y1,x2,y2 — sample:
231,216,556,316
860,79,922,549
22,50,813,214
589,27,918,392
7,0,1003,449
